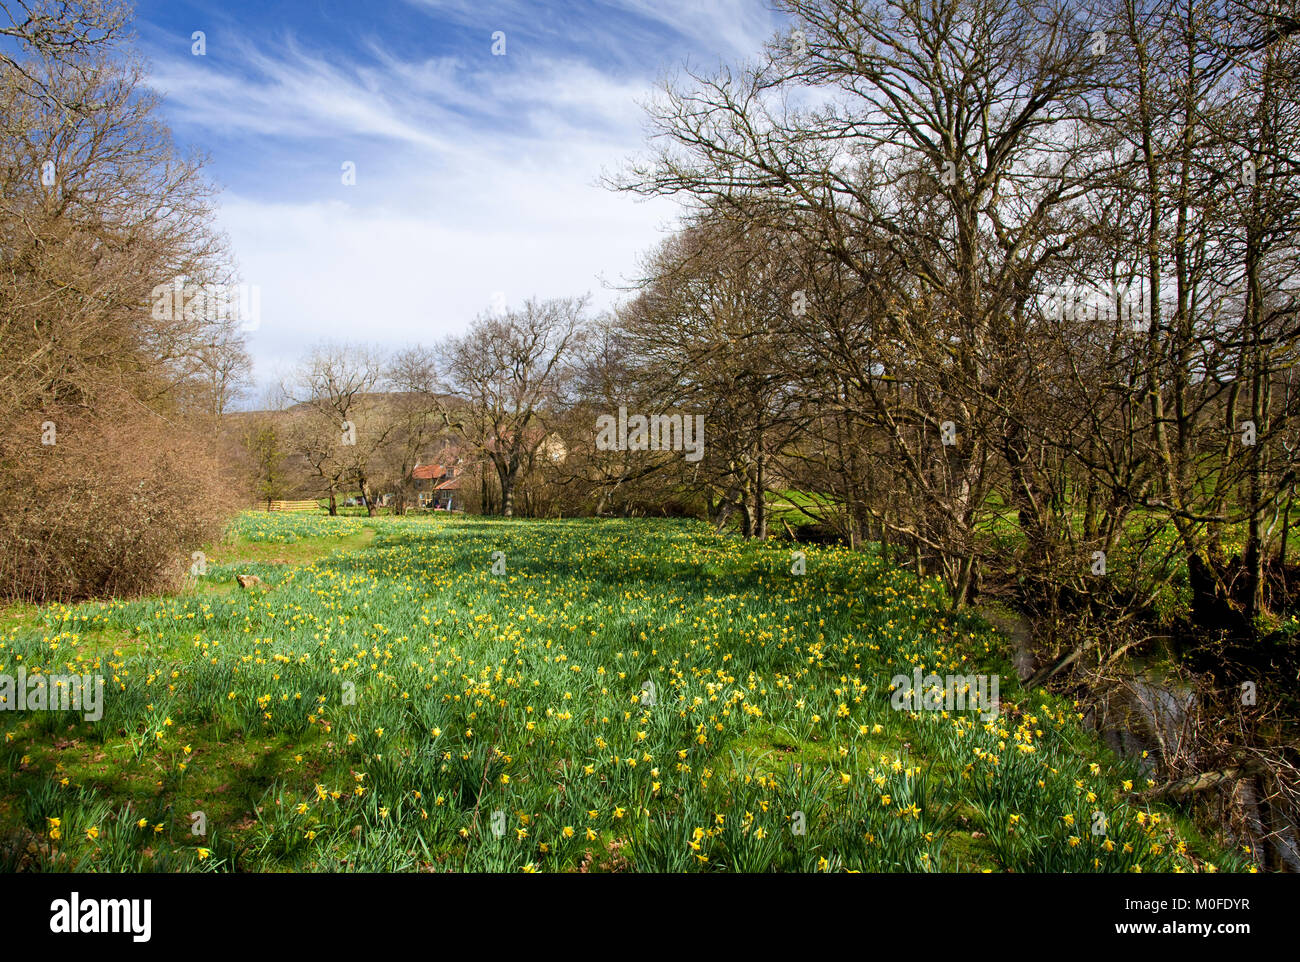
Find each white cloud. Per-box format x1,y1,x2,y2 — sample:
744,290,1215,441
224,182,675,394
140,4,782,403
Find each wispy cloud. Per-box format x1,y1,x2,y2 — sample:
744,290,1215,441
406,0,780,64
133,0,786,403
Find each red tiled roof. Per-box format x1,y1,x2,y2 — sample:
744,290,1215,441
435,477,461,490
411,464,448,481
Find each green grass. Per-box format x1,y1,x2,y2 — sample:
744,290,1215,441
0,512,1249,872
770,485,1297,628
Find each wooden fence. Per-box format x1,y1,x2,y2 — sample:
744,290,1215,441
259,500,322,513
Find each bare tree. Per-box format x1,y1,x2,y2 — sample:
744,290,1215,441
0,0,240,601
617,0,1109,603
435,298,588,517
615,210,808,537
286,344,392,516
387,345,445,514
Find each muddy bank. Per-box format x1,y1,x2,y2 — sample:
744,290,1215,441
981,604,1300,872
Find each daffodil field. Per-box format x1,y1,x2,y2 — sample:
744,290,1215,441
0,513,1245,872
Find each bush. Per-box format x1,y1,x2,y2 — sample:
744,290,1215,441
0,410,236,603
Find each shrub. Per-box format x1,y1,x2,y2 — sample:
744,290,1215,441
0,410,236,603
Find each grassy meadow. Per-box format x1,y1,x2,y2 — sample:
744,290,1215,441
0,512,1248,872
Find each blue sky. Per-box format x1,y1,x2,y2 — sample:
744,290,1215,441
128,0,788,402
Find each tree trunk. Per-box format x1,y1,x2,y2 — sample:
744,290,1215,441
498,461,519,518
713,499,735,533
358,477,378,517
